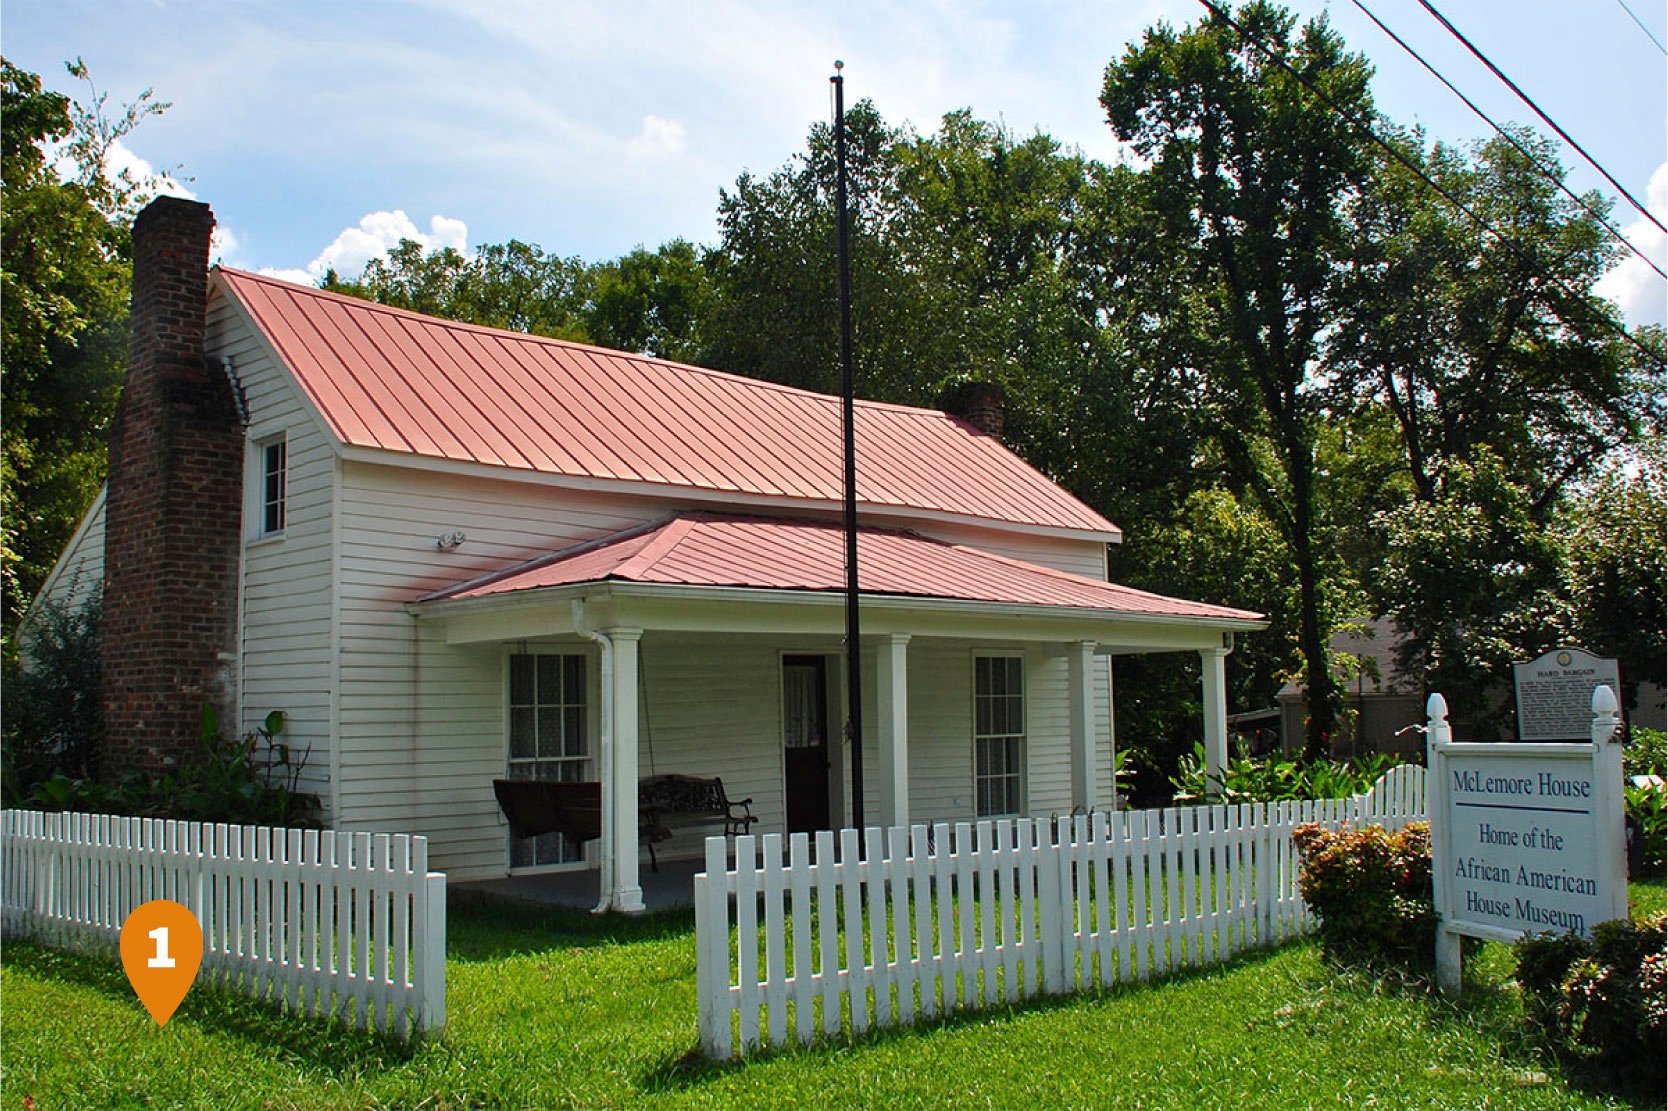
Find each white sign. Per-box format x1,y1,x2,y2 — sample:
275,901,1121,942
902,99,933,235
1513,648,1621,741
1426,688,1627,994
1444,753,1612,937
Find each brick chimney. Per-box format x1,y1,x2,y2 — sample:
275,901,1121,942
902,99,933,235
943,380,1006,439
101,196,243,774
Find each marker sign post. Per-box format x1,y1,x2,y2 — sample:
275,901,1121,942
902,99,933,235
1427,686,1626,995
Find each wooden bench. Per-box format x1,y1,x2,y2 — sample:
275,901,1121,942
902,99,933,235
492,774,753,871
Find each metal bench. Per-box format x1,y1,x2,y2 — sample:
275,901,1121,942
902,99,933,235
638,773,756,840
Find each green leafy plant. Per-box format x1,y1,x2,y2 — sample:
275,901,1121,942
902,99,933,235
1624,727,1666,872
1172,742,1409,804
1514,912,1667,1093
1623,725,1665,780
21,707,319,828
1293,820,1435,968
1625,781,1666,872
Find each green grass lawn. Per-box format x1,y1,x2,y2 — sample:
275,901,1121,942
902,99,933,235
3,881,1662,1109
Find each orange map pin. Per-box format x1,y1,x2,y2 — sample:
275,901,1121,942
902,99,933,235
119,900,203,1026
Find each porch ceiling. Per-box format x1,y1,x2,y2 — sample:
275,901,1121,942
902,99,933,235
409,513,1265,651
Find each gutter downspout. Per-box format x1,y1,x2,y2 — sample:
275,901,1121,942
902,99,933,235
572,598,615,914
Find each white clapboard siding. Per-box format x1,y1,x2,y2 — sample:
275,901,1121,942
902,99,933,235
21,486,106,647
696,766,1426,1057
0,810,446,1038
207,293,338,813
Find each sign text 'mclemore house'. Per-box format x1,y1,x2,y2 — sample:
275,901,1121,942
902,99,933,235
1427,686,1627,994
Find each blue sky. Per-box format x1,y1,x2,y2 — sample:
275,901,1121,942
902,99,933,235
5,0,1664,323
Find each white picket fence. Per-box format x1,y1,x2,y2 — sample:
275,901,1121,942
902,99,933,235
695,764,1426,1058
0,810,447,1038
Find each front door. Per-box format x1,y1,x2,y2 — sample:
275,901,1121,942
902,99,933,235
782,655,831,833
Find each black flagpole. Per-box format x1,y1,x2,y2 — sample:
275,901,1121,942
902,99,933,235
832,61,864,831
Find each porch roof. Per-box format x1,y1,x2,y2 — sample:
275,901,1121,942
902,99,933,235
418,513,1262,625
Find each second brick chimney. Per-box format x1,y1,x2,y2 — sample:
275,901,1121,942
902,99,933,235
101,196,244,773
943,380,1006,439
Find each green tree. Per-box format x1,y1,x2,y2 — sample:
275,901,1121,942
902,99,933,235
1373,449,1571,735
586,239,711,362
1101,1,1375,758
1336,129,1660,511
1,59,168,636
325,238,594,342
1558,449,1667,717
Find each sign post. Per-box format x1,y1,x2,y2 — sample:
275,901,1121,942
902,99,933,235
1428,686,1626,995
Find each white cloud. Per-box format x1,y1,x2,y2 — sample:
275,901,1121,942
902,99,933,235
627,115,687,160
209,224,238,263
105,139,195,200
256,210,471,284
1595,160,1668,328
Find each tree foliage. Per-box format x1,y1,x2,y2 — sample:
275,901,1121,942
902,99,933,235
1,58,171,638
17,6,1660,791
1101,1,1375,758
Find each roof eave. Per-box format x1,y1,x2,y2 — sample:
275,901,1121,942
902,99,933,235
408,578,1268,632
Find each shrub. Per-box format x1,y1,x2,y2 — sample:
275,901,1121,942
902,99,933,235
1172,743,1409,804
1624,725,1666,780
1624,726,1666,873
21,707,319,828
1514,913,1667,1093
1293,820,1435,968
1,591,103,798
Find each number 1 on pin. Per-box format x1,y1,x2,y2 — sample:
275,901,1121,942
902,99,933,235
120,901,202,1025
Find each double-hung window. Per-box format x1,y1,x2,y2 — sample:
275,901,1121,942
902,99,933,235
507,652,589,867
258,435,287,537
974,654,1025,816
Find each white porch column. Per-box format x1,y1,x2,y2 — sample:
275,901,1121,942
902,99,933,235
1200,644,1231,799
1069,640,1098,812
606,627,645,913
876,633,911,830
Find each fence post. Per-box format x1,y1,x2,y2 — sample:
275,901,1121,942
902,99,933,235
419,870,447,1032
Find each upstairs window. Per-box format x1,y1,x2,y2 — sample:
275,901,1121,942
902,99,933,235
259,435,287,536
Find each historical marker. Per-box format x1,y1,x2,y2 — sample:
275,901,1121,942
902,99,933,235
1513,648,1621,741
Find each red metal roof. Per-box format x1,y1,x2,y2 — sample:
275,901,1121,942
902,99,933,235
422,513,1262,623
216,268,1120,539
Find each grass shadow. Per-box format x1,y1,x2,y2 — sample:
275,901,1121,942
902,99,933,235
637,942,1293,1093
447,898,696,963
1292,944,1663,1110
3,942,422,1074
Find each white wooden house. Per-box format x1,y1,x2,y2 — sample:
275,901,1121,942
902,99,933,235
35,197,1264,911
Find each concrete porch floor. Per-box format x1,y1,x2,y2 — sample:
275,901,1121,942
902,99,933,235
453,856,705,914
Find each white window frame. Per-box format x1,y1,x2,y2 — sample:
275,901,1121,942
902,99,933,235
504,649,593,872
249,432,287,540
973,652,1026,817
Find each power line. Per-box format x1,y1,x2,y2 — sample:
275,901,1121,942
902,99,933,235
1415,0,1664,235
1193,0,1663,368
1351,0,1664,280
1613,0,1667,55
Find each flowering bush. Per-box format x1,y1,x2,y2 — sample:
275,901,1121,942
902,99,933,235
1292,821,1435,968
1514,913,1667,1093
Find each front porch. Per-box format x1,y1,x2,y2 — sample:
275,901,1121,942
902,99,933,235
454,857,705,913
410,514,1266,914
